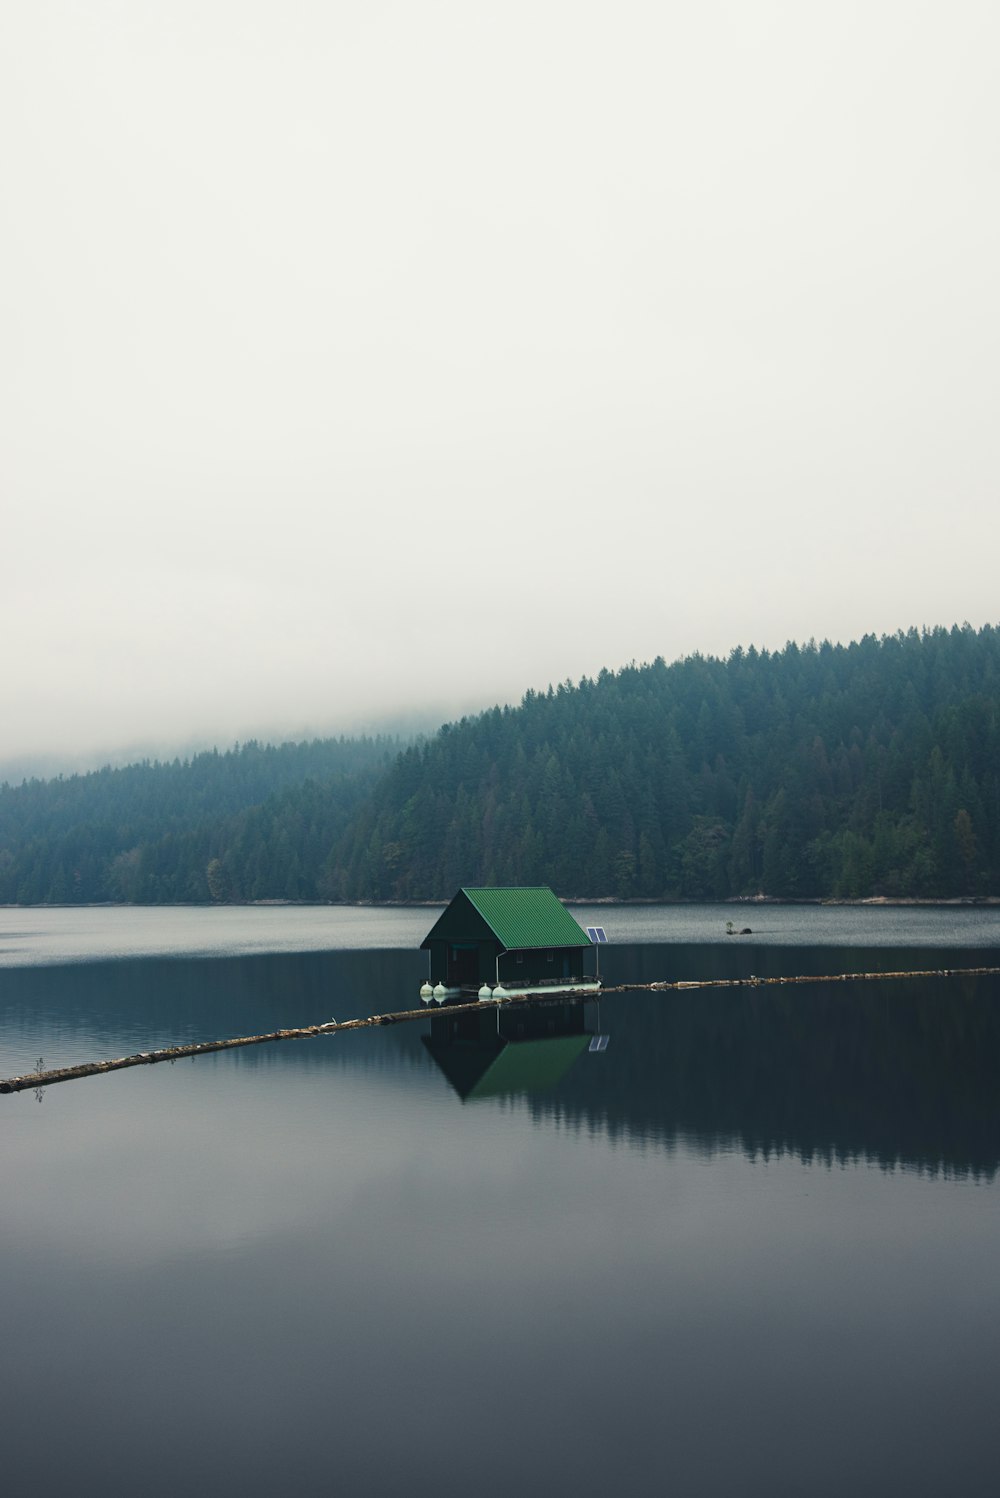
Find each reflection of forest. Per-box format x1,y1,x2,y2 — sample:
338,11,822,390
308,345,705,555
540,970,1000,1179
5,943,998,1177
412,943,1000,1178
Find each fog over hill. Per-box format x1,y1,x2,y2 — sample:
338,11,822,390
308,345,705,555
2,624,999,906
6,8,1000,769
0,707,450,788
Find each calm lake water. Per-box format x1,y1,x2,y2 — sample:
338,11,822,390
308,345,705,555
3,905,999,1497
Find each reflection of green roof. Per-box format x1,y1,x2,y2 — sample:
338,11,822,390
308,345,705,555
462,887,590,950
468,1035,589,1099
423,1033,589,1102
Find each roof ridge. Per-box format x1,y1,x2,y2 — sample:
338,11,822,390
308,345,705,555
459,886,589,949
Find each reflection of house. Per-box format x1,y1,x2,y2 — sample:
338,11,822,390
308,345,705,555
419,886,599,1003
423,1001,592,1102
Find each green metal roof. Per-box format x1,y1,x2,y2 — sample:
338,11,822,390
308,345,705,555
461,887,590,951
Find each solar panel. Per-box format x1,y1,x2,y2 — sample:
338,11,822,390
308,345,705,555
587,926,607,944
589,1034,609,1052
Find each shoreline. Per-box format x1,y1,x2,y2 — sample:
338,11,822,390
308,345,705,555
3,896,1000,911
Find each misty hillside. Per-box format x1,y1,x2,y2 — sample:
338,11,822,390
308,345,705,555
2,624,999,905
326,623,1000,901
0,738,396,904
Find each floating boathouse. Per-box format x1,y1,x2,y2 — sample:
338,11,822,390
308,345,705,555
419,886,600,1003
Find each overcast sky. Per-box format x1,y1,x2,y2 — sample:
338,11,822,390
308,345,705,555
3,2,998,771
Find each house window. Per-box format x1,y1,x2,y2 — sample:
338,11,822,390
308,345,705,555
547,950,554,962
516,952,523,964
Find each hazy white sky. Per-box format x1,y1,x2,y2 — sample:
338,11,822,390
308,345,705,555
3,2,998,768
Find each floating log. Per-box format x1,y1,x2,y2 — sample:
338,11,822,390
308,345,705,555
3,966,1000,1096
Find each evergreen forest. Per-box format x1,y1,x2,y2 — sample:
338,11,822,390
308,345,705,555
0,738,396,904
2,624,999,904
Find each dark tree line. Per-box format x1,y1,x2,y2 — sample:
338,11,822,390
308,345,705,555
2,624,1000,904
327,624,1000,901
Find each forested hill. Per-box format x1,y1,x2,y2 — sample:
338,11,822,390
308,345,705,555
3,625,1000,905
326,624,1000,901
0,738,397,904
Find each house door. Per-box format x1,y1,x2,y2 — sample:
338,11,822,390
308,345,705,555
447,944,480,986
